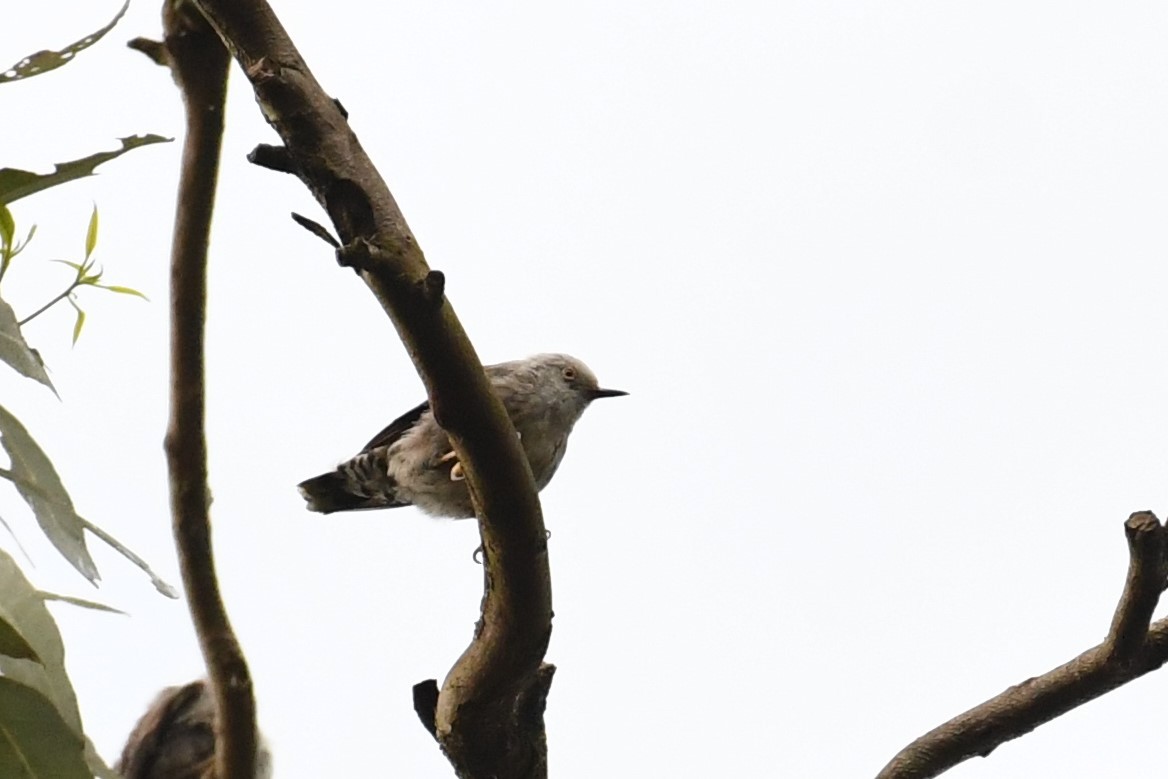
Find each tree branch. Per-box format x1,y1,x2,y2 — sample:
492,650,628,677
188,0,554,775
877,511,1168,779
139,2,259,777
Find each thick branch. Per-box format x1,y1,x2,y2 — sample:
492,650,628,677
878,512,1168,779
189,0,553,775
150,3,259,777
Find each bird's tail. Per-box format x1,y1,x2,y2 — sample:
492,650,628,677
297,470,401,514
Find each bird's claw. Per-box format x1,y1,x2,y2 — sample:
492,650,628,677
436,449,465,481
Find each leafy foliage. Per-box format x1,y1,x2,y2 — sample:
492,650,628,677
0,0,130,84
0,4,179,775
0,550,113,778
0,404,99,583
0,135,171,207
0,296,53,390
0,615,39,662
0,677,90,779
19,206,150,345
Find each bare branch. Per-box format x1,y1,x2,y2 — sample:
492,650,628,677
147,2,259,777
246,143,297,174
189,0,553,774
127,36,168,67
1106,511,1167,663
877,512,1168,779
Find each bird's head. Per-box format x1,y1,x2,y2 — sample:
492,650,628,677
529,353,627,421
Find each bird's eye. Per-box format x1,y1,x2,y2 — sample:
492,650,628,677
562,366,577,381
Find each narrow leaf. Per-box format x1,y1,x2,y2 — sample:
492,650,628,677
0,549,86,738
0,616,39,662
50,260,84,274
84,739,119,779
0,406,98,583
0,297,54,390
37,592,126,616
95,284,148,300
0,135,172,206
0,205,13,249
0,678,89,779
70,307,84,345
15,224,36,254
78,517,177,599
0,0,130,84
83,207,98,260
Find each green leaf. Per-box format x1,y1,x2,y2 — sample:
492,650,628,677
95,284,148,300
3,223,36,268
0,135,172,206
0,206,13,249
0,678,89,779
78,517,178,599
0,616,39,662
69,306,84,345
83,207,98,261
0,556,123,779
0,298,54,391
0,549,85,738
83,741,119,779
36,592,125,616
0,405,98,583
50,260,84,272
0,0,130,84
16,224,36,254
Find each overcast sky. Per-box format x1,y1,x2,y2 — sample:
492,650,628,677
5,1,1168,776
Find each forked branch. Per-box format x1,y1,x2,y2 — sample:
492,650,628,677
878,511,1168,779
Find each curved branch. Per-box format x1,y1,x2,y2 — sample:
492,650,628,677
138,3,259,777
878,511,1168,779
188,0,554,774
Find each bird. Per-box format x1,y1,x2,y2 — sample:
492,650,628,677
116,679,272,779
298,353,626,518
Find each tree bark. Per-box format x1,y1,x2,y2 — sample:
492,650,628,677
132,3,260,777
878,512,1168,778
188,1,555,775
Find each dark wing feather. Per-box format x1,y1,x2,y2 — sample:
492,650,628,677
362,400,430,451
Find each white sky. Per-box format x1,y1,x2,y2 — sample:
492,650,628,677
4,1,1168,776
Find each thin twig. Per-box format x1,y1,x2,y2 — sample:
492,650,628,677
152,2,259,777
877,512,1168,779
18,287,74,326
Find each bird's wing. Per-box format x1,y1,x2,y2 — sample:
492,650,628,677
361,400,430,451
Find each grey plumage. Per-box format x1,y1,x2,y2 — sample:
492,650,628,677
298,353,626,518
117,680,272,779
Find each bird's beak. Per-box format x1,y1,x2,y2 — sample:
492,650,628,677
589,387,629,400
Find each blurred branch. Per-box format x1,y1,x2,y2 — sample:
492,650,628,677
878,511,1168,779
136,2,260,777
189,0,554,774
